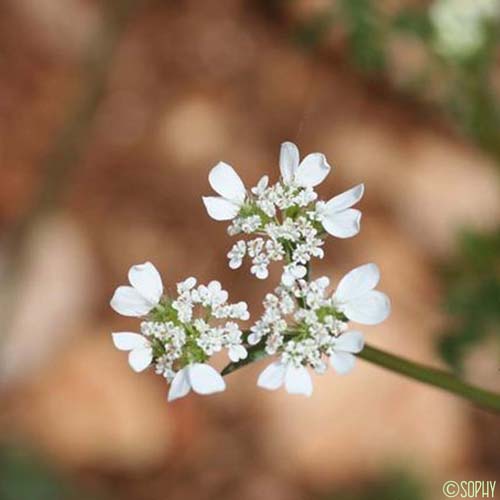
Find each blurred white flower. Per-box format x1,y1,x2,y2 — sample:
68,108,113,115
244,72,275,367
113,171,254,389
430,0,499,59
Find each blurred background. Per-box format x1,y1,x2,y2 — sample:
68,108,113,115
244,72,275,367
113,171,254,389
0,0,499,499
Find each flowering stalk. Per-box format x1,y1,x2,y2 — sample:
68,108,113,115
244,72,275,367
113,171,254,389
110,141,500,410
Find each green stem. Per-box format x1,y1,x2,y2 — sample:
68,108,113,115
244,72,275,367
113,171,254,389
222,341,500,412
358,344,500,412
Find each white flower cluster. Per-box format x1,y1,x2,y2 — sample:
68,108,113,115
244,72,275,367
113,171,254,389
110,262,248,401
430,0,499,60
111,141,391,402
254,264,390,396
203,142,364,286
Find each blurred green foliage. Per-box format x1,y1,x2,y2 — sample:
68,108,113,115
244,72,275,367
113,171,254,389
439,229,500,372
291,0,500,163
392,8,433,40
341,0,387,72
319,470,425,500
0,446,96,500
286,0,500,371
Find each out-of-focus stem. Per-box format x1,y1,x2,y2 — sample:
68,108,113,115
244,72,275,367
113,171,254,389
0,0,145,350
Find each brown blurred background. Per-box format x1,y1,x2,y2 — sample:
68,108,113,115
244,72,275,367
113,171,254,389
0,1,499,499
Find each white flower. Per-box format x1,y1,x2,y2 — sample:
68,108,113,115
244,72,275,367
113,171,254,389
177,276,197,294
329,330,365,374
250,254,270,279
172,294,194,323
196,326,224,355
203,162,247,221
227,241,246,269
224,322,248,361
240,215,261,233
281,263,307,287
231,301,250,320
332,263,391,325
111,263,248,402
257,361,313,397
279,141,331,188
168,363,226,402
228,345,248,362
110,262,163,317
251,175,269,195
248,320,269,345
112,332,153,372
192,280,228,307
316,184,364,238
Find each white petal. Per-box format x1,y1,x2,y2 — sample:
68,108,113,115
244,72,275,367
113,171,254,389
229,258,242,270
229,345,248,362
255,267,269,279
207,280,222,292
325,184,364,212
316,276,330,288
208,161,246,204
284,365,313,396
112,332,148,351
185,277,196,288
128,262,163,305
110,286,155,317
252,175,269,193
168,367,191,402
332,330,365,353
295,153,331,187
187,363,226,395
257,361,286,390
292,265,307,279
330,352,356,375
279,141,299,184
203,196,240,221
322,209,362,238
247,333,261,345
281,271,295,287
343,290,391,325
178,276,196,292
128,347,153,372
334,263,380,302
